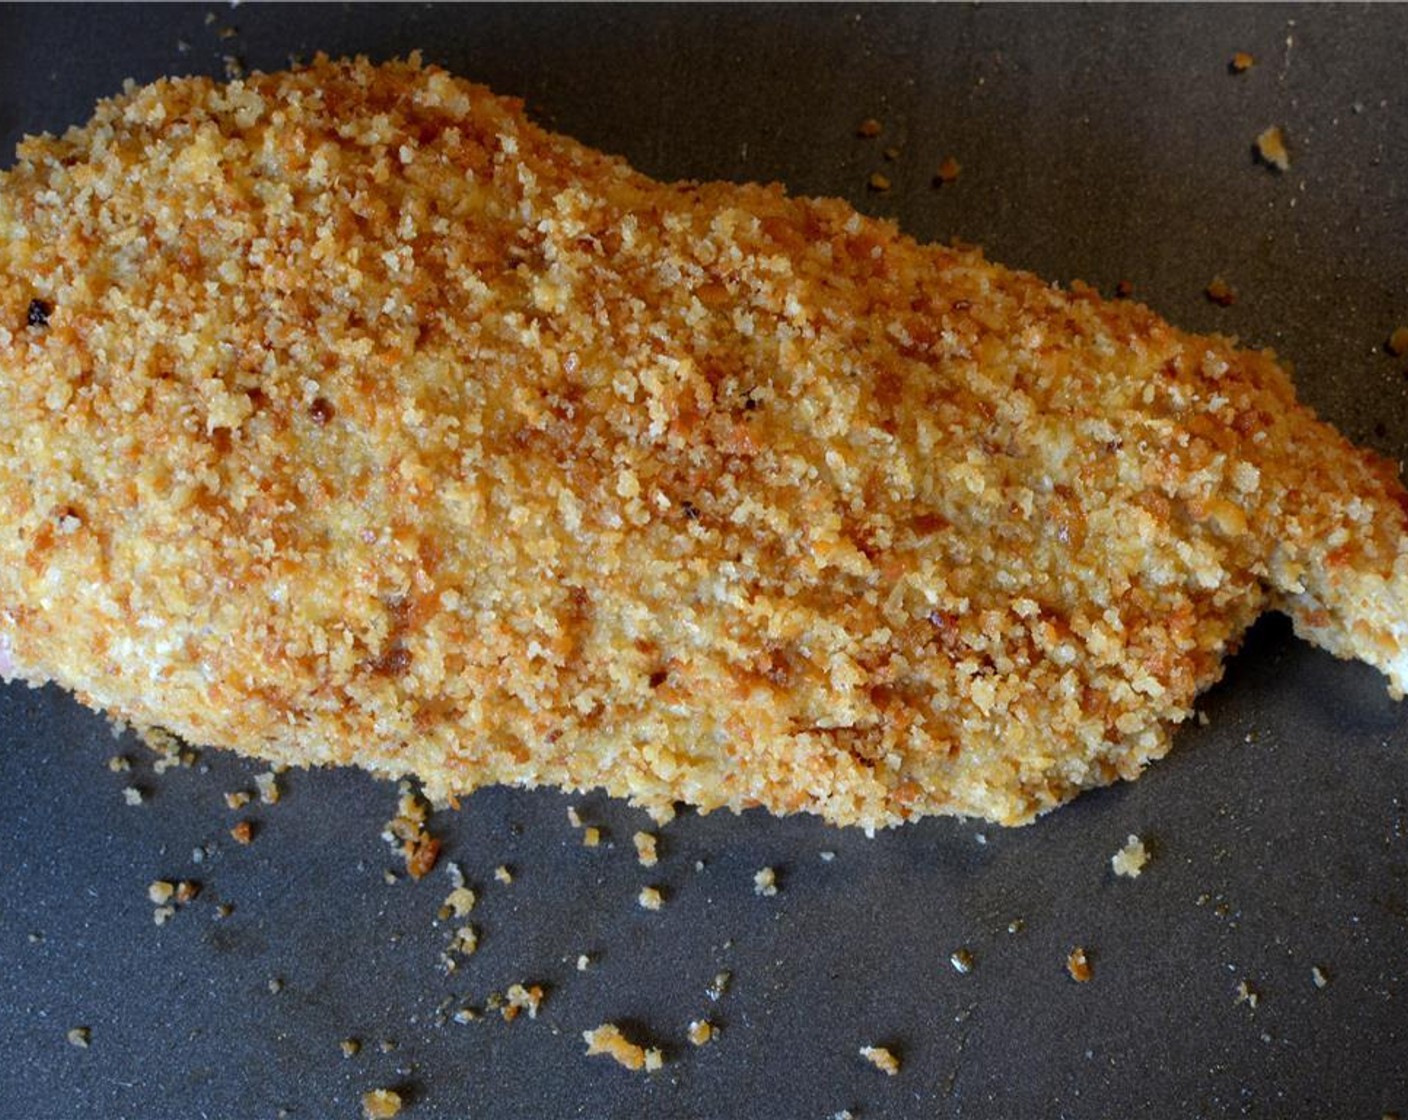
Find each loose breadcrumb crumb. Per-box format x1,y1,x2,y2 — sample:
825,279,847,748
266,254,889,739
633,831,658,867
1255,126,1291,171
1311,965,1329,989
1111,834,1149,878
856,118,882,138
1115,279,1135,299
1235,979,1259,1008
638,886,664,911
67,1026,91,1049
148,880,175,905
1387,327,1408,357
255,771,281,805
449,926,478,956
439,887,476,920
494,865,514,885
224,791,252,809
175,880,199,904
867,172,892,193
582,826,601,848
383,785,439,880
341,1038,361,1058
576,953,593,971
503,983,544,1021
707,971,731,1001
950,948,974,974
1205,277,1237,306
267,977,284,995
934,156,962,186
229,820,254,845
107,755,130,773
153,905,176,927
1067,947,1092,983
688,1019,715,1046
122,787,144,806
859,1044,900,1075
1230,51,1256,73
361,1089,403,1119
582,1023,661,1072
566,806,582,828
753,867,778,896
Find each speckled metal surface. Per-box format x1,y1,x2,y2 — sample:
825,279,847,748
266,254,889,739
2,5,1407,1118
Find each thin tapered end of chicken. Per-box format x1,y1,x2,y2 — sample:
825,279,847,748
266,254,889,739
0,55,1404,829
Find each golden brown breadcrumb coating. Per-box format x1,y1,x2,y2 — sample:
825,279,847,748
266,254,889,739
2,55,1407,829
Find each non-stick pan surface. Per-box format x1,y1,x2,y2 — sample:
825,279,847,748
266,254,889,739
2,5,1406,1118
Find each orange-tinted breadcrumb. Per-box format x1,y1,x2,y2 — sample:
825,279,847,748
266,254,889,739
2,56,1408,831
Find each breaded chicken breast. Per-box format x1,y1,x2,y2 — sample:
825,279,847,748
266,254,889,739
1,56,1405,828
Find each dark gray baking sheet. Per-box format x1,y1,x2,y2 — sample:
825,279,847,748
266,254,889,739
2,4,1407,1118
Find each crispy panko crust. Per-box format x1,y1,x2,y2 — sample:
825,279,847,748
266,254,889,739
2,56,1406,828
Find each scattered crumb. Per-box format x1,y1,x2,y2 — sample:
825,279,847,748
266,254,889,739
882,146,901,162
576,953,593,971
382,869,398,886
439,887,476,920
1235,979,1260,1008
224,791,252,809
494,864,514,885
444,860,466,889
107,755,130,772
819,850,836,862
267,977,284,995
1255,126,1291,172
582,1023,661,1072
950,947,974,975
1387,327,1408,357
859,1044,900,1076
1007,918,1025,934
582,826,601,848
1197,710,1211,726
502,983,544,1021
122,786,145,806
451,1006,481,1024
856,118,882,138
687,1019,715,1046
566,805,582,828
255,771,281,805
214,903,234,919
638,886,664,911
341,1038,361,1058
175,880,199,904
707,971,731,1001
833,1112,855,1120
378,1039,397,1054
933,156,962,186
1115,279,1134,299
1205,276,1237,306
361,1088,403,1119
1111,834,1149,878
1067,947,1092,983
1311,965,1330,989
867,172,891,193
152,905,176,927
66,1026,91,1049
148,880,175,905
753,867,778,896
1230,51,1256,73
383,783,440,880
633,831,658,867
230,820,254,845
449,925,478,957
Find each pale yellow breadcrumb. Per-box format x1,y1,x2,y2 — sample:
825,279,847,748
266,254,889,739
859,1044,900,1075
2,56,1408,830
1111,833,1148,878
582,1023,661,1071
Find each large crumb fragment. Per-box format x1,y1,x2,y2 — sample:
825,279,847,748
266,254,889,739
638,886,664,911
1111,834,1149,878
687,1019,715,1046
633,831,658,867
859,1044,900,1075
1066,947,1092,983
1230,51,1255,73
494,865,514,885
147,880,175,905
583,1023,661,1072
1255,126,1291,171
66,1026,91,1049
439,886,476,920
361,1089,403,1119
753,867,778,896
